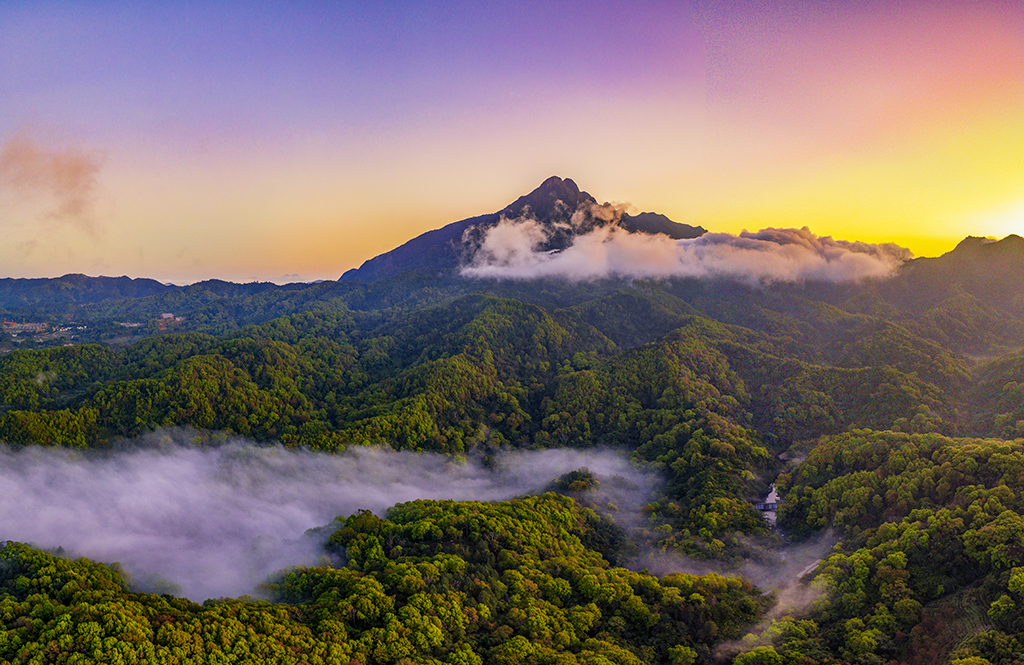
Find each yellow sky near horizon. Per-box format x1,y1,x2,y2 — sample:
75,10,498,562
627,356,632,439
688,102,1024,258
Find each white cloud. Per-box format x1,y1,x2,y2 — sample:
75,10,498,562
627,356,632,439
462,218,911,283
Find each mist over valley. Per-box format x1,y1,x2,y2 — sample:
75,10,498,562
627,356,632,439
1,436,650,600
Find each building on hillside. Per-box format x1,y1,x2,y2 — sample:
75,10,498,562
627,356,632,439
2,321,48,334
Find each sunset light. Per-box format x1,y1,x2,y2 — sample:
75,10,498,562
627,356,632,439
3,1,1022,282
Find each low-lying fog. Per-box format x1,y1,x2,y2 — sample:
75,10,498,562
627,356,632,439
0,432,651,601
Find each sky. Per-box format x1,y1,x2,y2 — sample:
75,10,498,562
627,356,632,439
1,0,1023,284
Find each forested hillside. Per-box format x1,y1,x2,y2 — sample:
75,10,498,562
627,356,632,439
4,181,1024,663
0,494,767,665
763,431,1024,664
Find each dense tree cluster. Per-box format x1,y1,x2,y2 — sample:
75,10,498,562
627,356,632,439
0,495,767,664
721,431,1024,663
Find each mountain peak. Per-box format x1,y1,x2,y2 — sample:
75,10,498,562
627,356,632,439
949,234,1024,259
500,176,596,220
540,175,577,192
340,177,700,282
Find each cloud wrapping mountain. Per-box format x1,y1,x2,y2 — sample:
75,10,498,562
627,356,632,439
461,215,912,283
0,436,648,601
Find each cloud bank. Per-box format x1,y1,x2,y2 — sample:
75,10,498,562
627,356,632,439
0,436,647,601
461,215,911,283
0,132,104,232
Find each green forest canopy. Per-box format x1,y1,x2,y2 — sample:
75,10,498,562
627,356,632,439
5,247,1024,663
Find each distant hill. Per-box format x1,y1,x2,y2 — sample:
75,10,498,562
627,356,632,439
840,234,1024,351
340,176,706,282
882,234,1024,311
0,274,175,312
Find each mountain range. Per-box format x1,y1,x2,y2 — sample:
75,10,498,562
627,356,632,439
5,177,1024,664
2,175,1022,332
